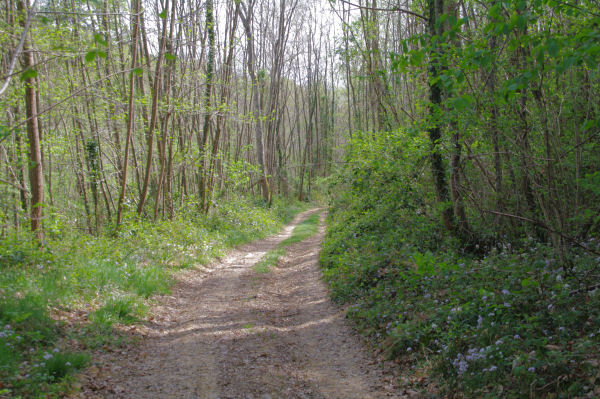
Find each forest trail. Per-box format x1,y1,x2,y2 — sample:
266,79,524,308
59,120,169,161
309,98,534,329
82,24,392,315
76,209,405,399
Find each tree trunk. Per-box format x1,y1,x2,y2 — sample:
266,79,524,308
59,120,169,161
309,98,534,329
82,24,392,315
18,0,43,241
116,0,140,227
240,2,270,203
426,0,455,233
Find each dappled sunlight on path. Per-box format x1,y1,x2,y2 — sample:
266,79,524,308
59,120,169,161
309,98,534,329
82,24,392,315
77,209,405,399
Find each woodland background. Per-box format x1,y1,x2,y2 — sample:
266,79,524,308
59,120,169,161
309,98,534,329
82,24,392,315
1,0,600,397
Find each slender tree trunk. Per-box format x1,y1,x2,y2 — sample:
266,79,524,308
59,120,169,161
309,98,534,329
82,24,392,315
199,0,215,211
137,0,170,215
18,0,43,240
427,0,455,233
116,0,140,227
240,2,270,203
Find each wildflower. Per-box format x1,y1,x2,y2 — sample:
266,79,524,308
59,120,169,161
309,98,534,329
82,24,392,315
43,352,53,360
489,365,498,371
501,289,510,295
477,315,483,329
514,334,521,339
65,362,71,366
528,367,535,372
53,348,59,353
504,302,511,308
407,347,412,352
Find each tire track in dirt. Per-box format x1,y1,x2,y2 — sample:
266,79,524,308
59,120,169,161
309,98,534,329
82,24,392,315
77,209,406,399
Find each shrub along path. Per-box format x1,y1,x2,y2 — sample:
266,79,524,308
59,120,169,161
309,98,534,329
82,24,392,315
74,209,406,399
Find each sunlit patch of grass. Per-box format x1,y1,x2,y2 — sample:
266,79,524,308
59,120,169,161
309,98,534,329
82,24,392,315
254,248,286,273
253,212,321,274
89,294,146,326
280,213,320,246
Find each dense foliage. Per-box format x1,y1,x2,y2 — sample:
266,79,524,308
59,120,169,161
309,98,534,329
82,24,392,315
322,0,600,396
321,131,600,398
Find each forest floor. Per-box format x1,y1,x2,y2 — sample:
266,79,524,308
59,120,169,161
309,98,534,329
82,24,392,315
72,209,409,399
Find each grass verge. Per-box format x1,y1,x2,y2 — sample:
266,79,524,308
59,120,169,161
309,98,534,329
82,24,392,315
253,211,321,274
0,196,306,398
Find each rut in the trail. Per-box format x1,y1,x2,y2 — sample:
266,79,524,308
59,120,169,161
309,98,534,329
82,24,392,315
76,209,406,399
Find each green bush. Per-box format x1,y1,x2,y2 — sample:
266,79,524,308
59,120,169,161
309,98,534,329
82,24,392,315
321,129,600,398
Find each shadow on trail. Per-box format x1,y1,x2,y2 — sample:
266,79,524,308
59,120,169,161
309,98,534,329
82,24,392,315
83,209,400,399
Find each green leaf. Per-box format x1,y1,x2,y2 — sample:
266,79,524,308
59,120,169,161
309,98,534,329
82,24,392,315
583,120,596,131
536,47,545,64
132,67,144,76
0,125,10,139
165,52,177,61
547,38,559,57
409,49,424,66
159,9,167,19
521,278,539,288
94,33,108,47
85,50,98,63
452,95,473,111
20,68,38,81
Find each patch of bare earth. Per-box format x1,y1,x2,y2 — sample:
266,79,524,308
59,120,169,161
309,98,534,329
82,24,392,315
75,209,409,399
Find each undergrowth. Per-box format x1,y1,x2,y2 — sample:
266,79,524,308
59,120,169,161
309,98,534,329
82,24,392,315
0,196,305,398
320,130,600,399
254,212,320,274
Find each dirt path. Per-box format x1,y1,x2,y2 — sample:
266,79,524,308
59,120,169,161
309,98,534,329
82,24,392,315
78,209,405,399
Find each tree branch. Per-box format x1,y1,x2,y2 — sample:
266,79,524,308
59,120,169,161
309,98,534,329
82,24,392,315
337,0,427,21
481,209,600,256
0,0,38,98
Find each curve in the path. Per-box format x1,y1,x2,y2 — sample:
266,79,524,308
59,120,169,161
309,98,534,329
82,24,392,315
78,209,404,399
